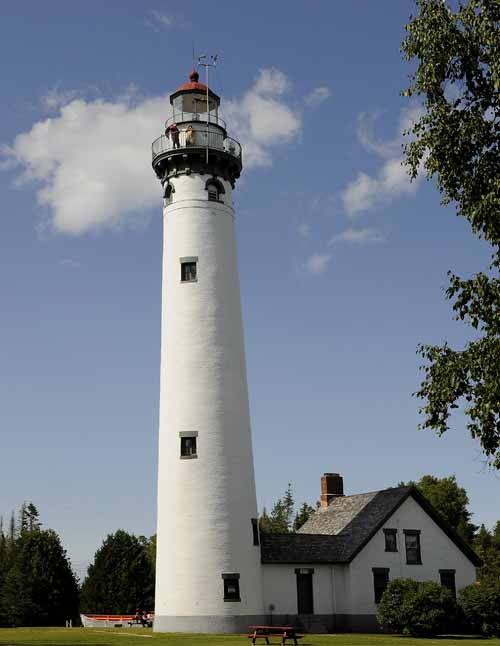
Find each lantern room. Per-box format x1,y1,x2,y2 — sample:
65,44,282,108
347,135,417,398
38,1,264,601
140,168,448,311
169,70,221,125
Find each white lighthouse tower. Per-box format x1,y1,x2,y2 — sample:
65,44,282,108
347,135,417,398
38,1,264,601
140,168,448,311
152,69,265,633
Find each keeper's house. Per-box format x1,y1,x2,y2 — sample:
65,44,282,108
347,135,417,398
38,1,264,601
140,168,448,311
260,473,481,633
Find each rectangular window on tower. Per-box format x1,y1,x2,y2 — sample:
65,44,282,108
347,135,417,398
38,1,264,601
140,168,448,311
179,432,198,459
222,573,241,602
180,257,197,282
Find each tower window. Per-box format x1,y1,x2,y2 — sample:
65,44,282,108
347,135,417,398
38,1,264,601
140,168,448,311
221,573,241,602
205,178,225,202
164,183,174,205
179,432,198,459
373,568,390,603
207,183,219,201
404,530,422,564
180,258,197,282
384,528,397,552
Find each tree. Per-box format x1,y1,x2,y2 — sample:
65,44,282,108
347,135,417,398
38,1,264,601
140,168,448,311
139,534,156,570
0,503,78,627
293,502,316,532
474,521,500,583
378,578,457,636
80,530,154,614
459,580,500,636
402,0,500,467
5,529,79,626
403,474,477,543
259,484,317,534
19,502,41,535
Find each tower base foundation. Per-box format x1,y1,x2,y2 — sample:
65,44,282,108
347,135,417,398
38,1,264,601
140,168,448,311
153,614,266,634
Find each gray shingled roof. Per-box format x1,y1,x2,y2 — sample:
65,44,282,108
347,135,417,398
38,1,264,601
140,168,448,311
260,485,482,566
261,486,410,564
298,487,410,538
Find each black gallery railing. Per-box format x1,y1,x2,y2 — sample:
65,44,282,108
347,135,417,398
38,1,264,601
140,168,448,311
152,129,242,161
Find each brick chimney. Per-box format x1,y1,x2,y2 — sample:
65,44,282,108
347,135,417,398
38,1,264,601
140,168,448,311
320,473,344,508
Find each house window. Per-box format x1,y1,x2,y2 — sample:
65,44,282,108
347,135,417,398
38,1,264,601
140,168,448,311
440,569,456,598
384,528,397,552
404,530,422,564
179,432,198,459
222,573,241,602
295,568,314,614
373,568,390,603
251,518,259,546
180,259,197,282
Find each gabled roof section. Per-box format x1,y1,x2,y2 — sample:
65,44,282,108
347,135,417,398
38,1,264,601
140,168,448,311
261,485,482,566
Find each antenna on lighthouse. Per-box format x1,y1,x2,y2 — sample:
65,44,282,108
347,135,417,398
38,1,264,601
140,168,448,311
198,53,218,163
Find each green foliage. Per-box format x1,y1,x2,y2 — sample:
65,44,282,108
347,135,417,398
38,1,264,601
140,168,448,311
80,530,154,614
0,503,78,627
402,0,500,468
474,522,500,583
402,474,477,542
377,577,457,636
459,580,500,636
259,484,316,534
293,502,316,532
377,578,419,634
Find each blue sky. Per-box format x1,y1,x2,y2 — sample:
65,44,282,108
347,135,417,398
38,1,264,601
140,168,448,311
1,1,498,580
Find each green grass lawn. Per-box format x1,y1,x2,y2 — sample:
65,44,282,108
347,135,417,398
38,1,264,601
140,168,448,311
0,628,497,646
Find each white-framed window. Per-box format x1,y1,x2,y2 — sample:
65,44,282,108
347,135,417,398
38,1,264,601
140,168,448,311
179,431,198,459
180,256,198,282
205,178,225,203
207,183,219,201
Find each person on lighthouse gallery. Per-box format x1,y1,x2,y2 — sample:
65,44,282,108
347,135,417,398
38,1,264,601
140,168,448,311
166,122,180,149
185,125,194,146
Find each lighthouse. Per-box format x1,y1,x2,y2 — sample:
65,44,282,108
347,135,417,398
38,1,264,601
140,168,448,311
152,69,265,633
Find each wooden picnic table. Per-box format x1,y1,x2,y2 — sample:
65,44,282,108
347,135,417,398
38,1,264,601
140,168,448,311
248,625,303,646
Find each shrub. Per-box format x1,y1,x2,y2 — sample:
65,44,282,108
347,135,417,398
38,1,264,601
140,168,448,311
459,581,500,636
377,578,457,636
377,578,418,634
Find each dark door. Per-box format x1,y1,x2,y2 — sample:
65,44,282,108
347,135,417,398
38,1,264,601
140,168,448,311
296,572,314,614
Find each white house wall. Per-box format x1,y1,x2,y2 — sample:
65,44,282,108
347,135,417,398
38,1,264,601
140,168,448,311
349,495,477,617
262,564,335,616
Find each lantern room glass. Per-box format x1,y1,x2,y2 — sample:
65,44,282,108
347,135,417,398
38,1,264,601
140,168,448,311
172,94,219,125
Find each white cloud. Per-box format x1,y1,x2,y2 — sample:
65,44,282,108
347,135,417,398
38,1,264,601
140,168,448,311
224,68,301,168
341,105,425,216
2,69,301,235
253,68,290,96
145,10,174,30
42,88,81,111
305,86,331,108
304,253,331,276
329,227,386,245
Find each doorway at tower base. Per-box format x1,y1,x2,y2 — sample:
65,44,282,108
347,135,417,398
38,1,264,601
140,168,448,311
153,614,266,634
